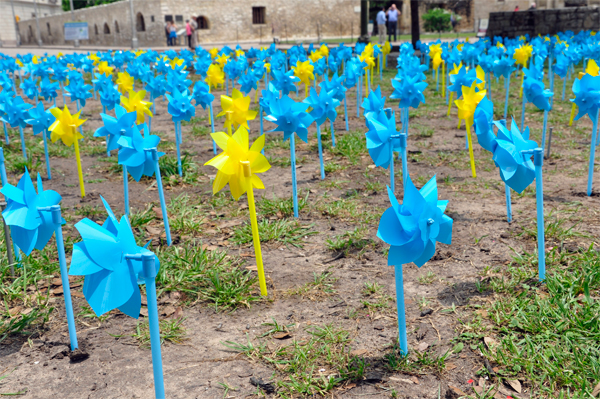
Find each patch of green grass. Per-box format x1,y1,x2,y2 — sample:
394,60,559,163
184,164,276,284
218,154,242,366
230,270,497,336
324,162,345,173
181,116,207,126
155,245,259,311
232,219,316,248
257,192,309,217
133,317,187,348
267,155,307,168
223,324,366,397
168,194,205,236
519,209,592,245
130,203,157,230
384,342,451,374
287,269,338,297
77,306,111,323
259,317,295,338
331,130,367,164
158,155,201,185
326,227,375,256
418,271,436,285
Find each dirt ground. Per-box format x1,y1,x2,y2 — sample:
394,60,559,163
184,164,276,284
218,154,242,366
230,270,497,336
1,58,599,399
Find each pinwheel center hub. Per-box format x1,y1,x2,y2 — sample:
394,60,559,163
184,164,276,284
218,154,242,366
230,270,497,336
427,218,435,226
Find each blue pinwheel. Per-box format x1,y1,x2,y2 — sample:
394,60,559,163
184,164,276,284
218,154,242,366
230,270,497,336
361,86,386,121
94,104,138,154
166,68,192,94
377,176,452,356
304,87,340,179
39,77,60,105
265,95,314,217
25,102,55,179
271,69,299,96
192,80,217,153
64,75,93,109
238,71,258,97
554,53,570,100
320,73,348,131
2,169,79,350
20,78,39,102
390,74,427,138
117,124,164,182
0,72,13,91
99,84,121,113
572,73,600,195
522,57,553,148
69,197,165,398
166,88,195,176
0,95,31,159
493,56,517,119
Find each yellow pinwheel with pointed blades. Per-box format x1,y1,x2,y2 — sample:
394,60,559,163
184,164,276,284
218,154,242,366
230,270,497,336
205,64,225,91
205,126,271,296
120,89,153,124
217,88,258,133
292,60,314,97
97,61,114,76
49,106,87,197
116,71,134,94
455,81,486,178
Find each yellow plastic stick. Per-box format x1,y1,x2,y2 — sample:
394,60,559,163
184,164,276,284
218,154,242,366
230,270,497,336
208,87,212,125
370,65,374,87
465,119,477,178
255,87,259,103
441,61,446,98
447,92,454,116
457,119,462,129
305,83,309,99
242,161,267,296
436,67,439,91
73,139,86,198
569,103,577,126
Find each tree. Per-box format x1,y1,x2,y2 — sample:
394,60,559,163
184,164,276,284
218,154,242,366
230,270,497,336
422,8,451,37
62,0,121,12
410,0,420,49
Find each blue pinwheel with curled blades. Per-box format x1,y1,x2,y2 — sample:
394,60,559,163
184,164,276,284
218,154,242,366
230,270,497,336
491,119,538,193
523,58,553,111
25,102,55,138
166,88,196,123
265,95,314,142
271,69,299,95
69,196,161,318
238,72,258,96
304,87,339,126
361,86,386,120
64,76,93,108
95,105,138,152
0,95,31,129
39,77,60,103
117,124,164,181
192,81,215,110
378,176,453,267
20,78,39,101
99,84,121,112
390,74,428,109
572,74,600,124
259,83,280,117
0,169,63,255
365,110,402,170
0,72,13,91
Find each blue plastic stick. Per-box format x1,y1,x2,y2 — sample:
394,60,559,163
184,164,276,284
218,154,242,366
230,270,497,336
596,109,600,146
445,69,450,104
533,149,545,281
123,165,129,216
344,93,349,131
3,122,8,145
290,134,299,218
42,129,51,179
357,77,361,118
139,253,165,399
400,134,408,187
394,263,408,357
18,126,27,160
330,119,336,148
504,75,510,120
587,117,598,196
505,183,512,223
0,148,21,261
41,206,78,351
151,149,172,246
76,102,84,136
389,141,394,193
175,121,182,176
260,104,264,156
317,124,325,180
521,94,526,132
209,103,217,154
541,109,549,151
562,76,566,101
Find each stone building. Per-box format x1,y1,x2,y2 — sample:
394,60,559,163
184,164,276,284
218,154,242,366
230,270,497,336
16,0,361,47
0,0,62,46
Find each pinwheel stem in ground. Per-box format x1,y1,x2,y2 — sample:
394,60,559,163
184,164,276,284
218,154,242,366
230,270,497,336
588,118,598,196
18,126,27,160
73,139,86,198
2,122,9,144
441,62,446,98
505,184,512,223
533,149,546,280
316,125,325,180
504,75,511,119
465,118,477,178
242,161,268,296
42,129,52,179
394,264,408,357
151,149,172,246
209,103,217,154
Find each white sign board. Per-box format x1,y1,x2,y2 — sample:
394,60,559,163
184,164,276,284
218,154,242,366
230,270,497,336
64,22,89,41
477,19,489,37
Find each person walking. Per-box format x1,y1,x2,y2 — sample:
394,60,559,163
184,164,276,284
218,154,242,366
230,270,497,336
185,20,192,48
386,3,400,43
376,6,387,44
190,15,198,49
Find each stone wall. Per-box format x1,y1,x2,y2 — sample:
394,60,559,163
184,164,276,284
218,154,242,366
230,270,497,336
17,0,164,47
0,0,62,46
486,6,600,38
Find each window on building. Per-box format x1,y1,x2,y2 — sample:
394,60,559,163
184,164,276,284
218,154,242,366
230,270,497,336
175,15,183,23
164,15,173,22
198,16,209,29
136,12,145,32
151,15,155,23
252,7,266,24
114,21,120,33
47,22,51,36
94,24,98,35
104,23,110,34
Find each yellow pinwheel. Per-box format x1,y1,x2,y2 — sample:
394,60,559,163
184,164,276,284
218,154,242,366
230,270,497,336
455,82,486,178
209,48,219,59
97,61,114,76
235,49,245,58
432,52,444,95
292,60,314,98
514,44,532,97
309,51,323,63
319,44,329,58
382,41,391,69
49,106,87,197
89,53,100,65
475,65,486,91
205,64,225,91
116,71,134,94
216,54,229,68
120,89,153,124
169,57,184,69
217,89,257,134
447,62,463,116
204,126,271,296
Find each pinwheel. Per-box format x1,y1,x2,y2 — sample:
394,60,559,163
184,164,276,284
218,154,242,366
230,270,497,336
49,106,86,198
0,147,17,271
0,72,13,91
39,77,60,105
304,87,340,179
20,78,39,103
493,56,516,119
292,60,315,98
271,68,300,96
258,83,280,151
390,73,428,139
238,71,259,103
361,86,386,121
116,71,134,94
97,61,114,76
381,41,391,70
64,76,93,110
25,102,55,179
0,95,30,156
522,58,553,149
1,169,78,351
514,44,532,97
377,176,453,356
569,59,599,127
320,73,348,133
217,88,257,135
205,64,225,91
204,127,270,296
455,81,486,178
166,68,192,94
493,119,546,279
365,109,407,192
166,88,195,176
265,95,314,217
121,89,153,125
94,104,138,158
447,63,477,119
99,84,121,115
192,81,217,153
553,53,570,101
571,73,600,195
69,197,165,398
